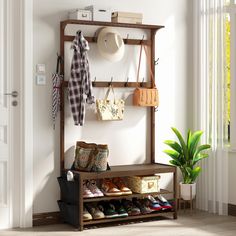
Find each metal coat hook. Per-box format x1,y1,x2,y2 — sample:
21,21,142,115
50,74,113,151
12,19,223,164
93,31,98,42
56,52,63,62
154,58,160,66
140,77,145,87
126,34,129,44
109,77,113,86
140,35,145,44
125,77,129,87
94,77,96,82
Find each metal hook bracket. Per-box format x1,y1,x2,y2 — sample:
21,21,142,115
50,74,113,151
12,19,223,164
125,77,129,87
109,77,113,86
140,77,145,87
154,58,159,66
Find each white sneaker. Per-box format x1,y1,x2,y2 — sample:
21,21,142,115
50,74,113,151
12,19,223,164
87,180,104,197
83,180,94,198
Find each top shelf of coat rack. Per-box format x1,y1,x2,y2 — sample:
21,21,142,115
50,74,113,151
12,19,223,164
61,20,164,31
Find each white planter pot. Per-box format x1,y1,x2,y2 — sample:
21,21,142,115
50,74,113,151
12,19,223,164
180,182,196,200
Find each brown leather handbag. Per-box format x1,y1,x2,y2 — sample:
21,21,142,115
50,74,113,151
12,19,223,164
133,43,159,107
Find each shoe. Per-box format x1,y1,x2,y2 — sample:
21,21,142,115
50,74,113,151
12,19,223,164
83,207,92,221
85,203,105,220
145,195,162,211
97,201,119,218
110,200,128,217
101,179,122,196
155,195,173,210
87,180,104,197
83,180,94,198
132,198,152,214
113,177,132,195
121,199,141,216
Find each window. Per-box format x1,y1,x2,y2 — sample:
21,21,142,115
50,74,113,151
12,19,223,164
226,0,236,148
225,13,230,141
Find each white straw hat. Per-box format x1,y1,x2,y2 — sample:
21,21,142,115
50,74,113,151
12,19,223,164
97,27,125,62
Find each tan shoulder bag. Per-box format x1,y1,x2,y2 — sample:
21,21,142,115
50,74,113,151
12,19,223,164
133,43,159,107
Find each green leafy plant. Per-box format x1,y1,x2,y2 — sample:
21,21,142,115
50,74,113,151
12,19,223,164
164,127,211,184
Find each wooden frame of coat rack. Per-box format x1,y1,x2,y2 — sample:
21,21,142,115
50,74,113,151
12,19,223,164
60,20,164,170
60,20,178,231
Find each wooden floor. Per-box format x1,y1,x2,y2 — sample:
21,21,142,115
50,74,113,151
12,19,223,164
1,210,236,236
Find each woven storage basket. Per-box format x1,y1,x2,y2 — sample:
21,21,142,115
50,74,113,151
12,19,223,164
127,175,160,194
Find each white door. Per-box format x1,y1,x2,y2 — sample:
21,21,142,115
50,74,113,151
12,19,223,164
0,0,20,229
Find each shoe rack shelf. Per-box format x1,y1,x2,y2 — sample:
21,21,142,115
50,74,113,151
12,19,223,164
60,20,177,231
84,211,174,226
83,189,173,203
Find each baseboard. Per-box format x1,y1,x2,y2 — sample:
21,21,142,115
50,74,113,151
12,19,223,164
33,212,61,226
228,204,236,216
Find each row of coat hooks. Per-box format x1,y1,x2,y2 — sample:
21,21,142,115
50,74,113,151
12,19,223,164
65,32,152,46
92,76,152,88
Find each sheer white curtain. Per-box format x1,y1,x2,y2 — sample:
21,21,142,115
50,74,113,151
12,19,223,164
194,0,228,215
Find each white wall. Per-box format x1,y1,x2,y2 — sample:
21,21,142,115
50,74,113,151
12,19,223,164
33,0,193,213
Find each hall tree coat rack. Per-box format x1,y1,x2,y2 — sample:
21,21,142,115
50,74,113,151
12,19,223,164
59,20,177,231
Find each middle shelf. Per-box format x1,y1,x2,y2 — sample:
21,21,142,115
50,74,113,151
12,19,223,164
83,189,173,203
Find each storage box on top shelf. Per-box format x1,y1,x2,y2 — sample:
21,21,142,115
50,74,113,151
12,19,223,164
126,175,160,194
112,12,143,24
85,5,111,22
68,9,92,21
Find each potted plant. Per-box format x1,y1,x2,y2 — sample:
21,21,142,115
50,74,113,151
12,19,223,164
163,127,211,200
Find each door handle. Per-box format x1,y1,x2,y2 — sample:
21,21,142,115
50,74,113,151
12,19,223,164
4,91,18,98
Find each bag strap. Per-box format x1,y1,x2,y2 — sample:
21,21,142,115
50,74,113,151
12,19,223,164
104,85,116,100
137,43,156,88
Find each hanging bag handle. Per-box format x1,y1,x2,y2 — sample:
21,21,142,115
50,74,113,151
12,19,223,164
137,43,156,88
104,85,116,101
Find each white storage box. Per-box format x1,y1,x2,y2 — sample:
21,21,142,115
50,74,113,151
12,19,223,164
69,9,92,21
112,12,143,24
85,5,111,22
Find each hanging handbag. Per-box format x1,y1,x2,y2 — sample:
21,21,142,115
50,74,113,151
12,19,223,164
96,85,125,121
133,43,159,107
74,141,109,172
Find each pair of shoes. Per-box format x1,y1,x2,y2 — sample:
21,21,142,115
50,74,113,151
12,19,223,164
97,201,118,218
98,200,128,218
83,180,104,198
111,200,129,217
145,195,172,211
101,178,132,197
132,198,153,214
155,195,173,210
121,199,141,216
83,207,92,221
84,203,105,220
144,195,162,211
